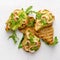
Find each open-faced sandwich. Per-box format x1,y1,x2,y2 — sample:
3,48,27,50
35,9,55,31
21,28,41,53
5,9,28,31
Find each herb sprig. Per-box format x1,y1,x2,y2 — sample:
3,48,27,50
52,36,58,46
36,12,42,19
18,34,24,48
25,6,33,15
9,31,19,44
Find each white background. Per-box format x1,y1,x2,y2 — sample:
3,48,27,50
0,0,60,60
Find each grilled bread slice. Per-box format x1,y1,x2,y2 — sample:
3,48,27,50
35,9,55,31
5,9,28,31
35,26,54,45
22,28,41,53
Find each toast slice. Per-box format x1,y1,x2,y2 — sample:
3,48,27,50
35,26,54,45
22,28,41,53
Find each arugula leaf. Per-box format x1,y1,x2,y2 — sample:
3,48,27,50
9,31,19,44
26,10,37,15
30,11,37,14
18,43,22,48
10,13,14,19
52,36,58,46
28,21,34,27
27,19,35,27
36,12,42,19
25,6,33,15
41,19,47,25
19,12,26,19
18,34,24,48
29,35,34,43
30,46,39,51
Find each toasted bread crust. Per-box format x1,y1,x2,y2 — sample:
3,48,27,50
35,26,54,45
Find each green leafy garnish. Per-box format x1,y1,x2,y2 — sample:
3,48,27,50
52,36,58,46
26,11,37,14
36,12,42,19
29,34,34,43
9,31,19,44
25,6,33,15
19,11,26,19
28,20,35,27
30,11,37,14
18,34,24,48
10,13,14,19
30,46,39,51
27,19,35,27
41,19,47,25
18,43,22,48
